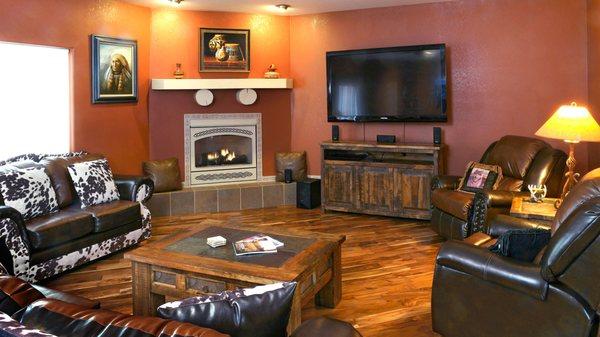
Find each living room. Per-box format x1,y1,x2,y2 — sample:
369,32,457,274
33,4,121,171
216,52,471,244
0,0,598,336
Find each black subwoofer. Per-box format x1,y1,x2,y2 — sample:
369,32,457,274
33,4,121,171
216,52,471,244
297,178,321,209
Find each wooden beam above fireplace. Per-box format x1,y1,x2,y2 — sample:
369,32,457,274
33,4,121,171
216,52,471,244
151,78,293,90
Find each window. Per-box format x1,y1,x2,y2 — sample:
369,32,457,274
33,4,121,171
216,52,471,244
0,41,70,160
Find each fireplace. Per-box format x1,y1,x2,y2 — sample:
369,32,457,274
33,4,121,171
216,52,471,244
184,113,262,186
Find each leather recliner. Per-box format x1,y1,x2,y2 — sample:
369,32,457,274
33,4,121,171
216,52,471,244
430,135,566,240
431,168,600,337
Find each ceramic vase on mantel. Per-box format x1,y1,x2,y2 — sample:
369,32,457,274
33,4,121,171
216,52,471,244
173,63,184,79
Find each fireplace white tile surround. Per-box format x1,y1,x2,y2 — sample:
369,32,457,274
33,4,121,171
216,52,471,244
184,113,262,186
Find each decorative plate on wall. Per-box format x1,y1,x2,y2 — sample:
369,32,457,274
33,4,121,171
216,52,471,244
236,89,257,105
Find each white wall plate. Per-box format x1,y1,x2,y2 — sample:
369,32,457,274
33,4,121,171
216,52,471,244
236,89,258,105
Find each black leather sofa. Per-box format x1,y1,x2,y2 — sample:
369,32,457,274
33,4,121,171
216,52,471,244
0,152,154,283
431,168,600,337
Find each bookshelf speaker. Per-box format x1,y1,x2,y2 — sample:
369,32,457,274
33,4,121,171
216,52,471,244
332,125,340,142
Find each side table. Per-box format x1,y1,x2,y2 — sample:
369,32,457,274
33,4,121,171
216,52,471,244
510,197,559,224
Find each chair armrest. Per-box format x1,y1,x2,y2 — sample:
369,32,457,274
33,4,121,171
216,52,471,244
114,175,154,203
488,214,551,237
290,317,362,337
0,206,29,250
432,175,461,190
436,241,548,300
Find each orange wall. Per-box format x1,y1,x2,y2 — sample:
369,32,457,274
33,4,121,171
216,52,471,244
0,0,151,175
588,0,600,169
149,9,290,78
290,0,589,175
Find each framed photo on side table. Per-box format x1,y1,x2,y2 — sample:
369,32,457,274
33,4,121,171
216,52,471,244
90,35,138,103
199,28,250,72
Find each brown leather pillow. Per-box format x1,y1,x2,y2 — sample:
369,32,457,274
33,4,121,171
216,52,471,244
142,158,182,193
275,152,307,182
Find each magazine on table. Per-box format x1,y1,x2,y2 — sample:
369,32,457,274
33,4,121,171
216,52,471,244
233,235,284,256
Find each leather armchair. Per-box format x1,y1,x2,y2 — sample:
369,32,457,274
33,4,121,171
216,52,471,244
431,168,600,337
430,135,566,240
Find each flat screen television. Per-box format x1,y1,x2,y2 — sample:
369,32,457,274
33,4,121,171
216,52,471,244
327,44,447,122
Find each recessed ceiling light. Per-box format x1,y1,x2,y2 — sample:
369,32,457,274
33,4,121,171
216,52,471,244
275,4,290,11
168,0,184,4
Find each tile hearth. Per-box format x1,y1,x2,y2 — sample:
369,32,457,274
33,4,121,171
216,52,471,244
146,181,296,217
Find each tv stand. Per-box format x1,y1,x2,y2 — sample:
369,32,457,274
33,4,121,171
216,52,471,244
321,141,445,220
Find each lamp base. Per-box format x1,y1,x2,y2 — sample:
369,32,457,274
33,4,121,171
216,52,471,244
556,142,580,209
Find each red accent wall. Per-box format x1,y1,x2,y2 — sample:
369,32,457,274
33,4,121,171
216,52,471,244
0,0,151,175
290,0,589,175
588,0,600,169
148,90,291,177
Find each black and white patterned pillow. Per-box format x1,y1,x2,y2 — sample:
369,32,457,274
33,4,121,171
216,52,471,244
0,165,59,221
158,282,296,337
67,159,120,208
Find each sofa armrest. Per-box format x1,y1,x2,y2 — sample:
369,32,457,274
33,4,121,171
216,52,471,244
114,175,154,203
476,190,529,208
436,241,548,300
432,175,461,190
0,206,29,250
488,214,551,237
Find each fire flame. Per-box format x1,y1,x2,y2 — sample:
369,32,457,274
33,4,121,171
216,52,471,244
208,149,236,162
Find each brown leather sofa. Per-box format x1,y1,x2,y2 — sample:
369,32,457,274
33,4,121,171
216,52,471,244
0,272,361,337
431,168,600,337
430,135,566,240
0,153,154,283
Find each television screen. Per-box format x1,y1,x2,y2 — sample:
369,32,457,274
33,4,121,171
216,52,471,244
327,44,447,122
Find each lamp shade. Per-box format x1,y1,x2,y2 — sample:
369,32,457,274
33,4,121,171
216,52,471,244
535,102,600,142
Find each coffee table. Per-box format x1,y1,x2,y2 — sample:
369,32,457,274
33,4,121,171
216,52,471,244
124,220,345,333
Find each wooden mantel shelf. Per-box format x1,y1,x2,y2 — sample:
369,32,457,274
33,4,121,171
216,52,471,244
151,78,293,90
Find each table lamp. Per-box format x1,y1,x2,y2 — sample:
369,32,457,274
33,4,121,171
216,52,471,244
535,102,600,207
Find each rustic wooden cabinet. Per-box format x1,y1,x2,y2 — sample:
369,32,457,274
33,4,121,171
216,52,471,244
321,141,445,220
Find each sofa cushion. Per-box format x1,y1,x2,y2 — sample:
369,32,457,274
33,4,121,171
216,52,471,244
19,299,227,337
496,176,523,191
0,165,59,221
0,275,45,316
40,154,104,209
431,189,473,221
485,136,547,180
158,282,296,337
82,200,141,233
458,161,503,193
68,159,120,208
0,312,56,337
25,210,94,250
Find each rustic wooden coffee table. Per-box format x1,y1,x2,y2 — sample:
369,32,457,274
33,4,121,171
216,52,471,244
124,220,345,333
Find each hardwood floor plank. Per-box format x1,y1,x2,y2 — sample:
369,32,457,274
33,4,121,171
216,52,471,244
43,206,443,337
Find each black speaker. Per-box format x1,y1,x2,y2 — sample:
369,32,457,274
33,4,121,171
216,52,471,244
297,178,321,209
284,169,293,183
377,134,396,144
433,127,442,145
332,125,340,142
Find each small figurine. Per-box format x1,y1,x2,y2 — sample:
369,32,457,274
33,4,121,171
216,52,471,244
173,63,184,79
264,64,280,79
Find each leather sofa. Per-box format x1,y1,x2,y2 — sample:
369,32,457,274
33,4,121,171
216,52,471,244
430,135,566,240
431,168,600,337
0,152,154,283
0,271,361,337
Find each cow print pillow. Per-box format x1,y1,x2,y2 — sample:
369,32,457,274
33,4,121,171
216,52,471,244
0,165,59,221
68,159,120,208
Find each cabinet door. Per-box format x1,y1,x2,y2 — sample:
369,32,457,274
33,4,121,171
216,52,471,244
356,166,394,212
322,164,356,209
394,169,433,212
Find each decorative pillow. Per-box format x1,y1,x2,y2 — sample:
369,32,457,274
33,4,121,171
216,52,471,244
0,165,59,221
157,282,297,337
67,159,120,208
458,161,503,193
142,158,182,193
489,228,551,262
0,312,56,337
275,152,307,182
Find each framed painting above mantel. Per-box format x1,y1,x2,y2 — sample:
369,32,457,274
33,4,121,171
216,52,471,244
199,28,250,73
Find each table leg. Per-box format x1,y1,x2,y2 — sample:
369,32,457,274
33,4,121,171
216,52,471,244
287,290,302,335
132,262,165,316
315,245,342,308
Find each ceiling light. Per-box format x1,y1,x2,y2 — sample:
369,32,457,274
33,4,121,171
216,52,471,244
168,0,184,4
275,4,290,11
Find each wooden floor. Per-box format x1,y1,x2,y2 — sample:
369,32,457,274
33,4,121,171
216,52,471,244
43,206,444,337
